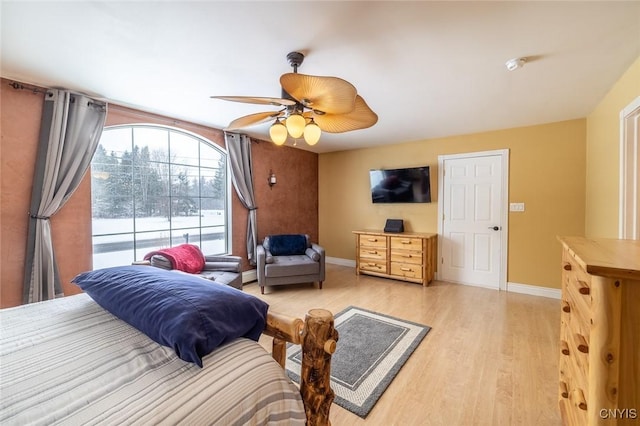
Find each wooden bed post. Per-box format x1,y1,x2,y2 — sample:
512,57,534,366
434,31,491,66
300,309,338,426
265,311,305,368
264,309,337,424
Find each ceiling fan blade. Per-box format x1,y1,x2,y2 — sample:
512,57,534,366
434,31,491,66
211,95,296,107
312,95,378,133
226,111,284,130
280,73,357,114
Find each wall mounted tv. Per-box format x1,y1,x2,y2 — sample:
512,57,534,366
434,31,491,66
369,166,432,203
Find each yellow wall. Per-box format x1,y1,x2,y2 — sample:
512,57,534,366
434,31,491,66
319,119,586,289
585,56,640,238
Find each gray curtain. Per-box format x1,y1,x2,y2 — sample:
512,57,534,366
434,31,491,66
23,89,107,303
225,132,258,265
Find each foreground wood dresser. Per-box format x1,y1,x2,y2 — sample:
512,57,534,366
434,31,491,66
557,236,640,425
353,230,437,286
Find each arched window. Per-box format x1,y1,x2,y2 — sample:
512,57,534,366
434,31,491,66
91,124,230,269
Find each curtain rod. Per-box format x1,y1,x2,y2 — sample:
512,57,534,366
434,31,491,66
9,81,106,109
8,81,48,95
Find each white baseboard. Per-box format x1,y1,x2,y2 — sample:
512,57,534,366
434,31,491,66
326,257,356,267
507,282,561,299
242,269,257,284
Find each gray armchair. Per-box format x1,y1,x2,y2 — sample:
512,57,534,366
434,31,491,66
256,234,325,294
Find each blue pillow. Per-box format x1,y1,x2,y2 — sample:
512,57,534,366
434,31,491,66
72,266,268,367
267,234,308,256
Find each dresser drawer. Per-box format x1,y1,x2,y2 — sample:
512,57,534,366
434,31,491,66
562,252,592,292
559,396,588,426
390,250,422,265
559,349,588,408
359,247,386,261
559,344,589,411
567,333,590,382
359,260,387,274
564,271,591,300
359,235,387,249
564,286,591,341
564,272,591,321
390,237,423,251
390,262,423,279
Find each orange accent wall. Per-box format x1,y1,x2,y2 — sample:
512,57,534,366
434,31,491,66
0,80,319,308
252,140,319,244
1,82,45,307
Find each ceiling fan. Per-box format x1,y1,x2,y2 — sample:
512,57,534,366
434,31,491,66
211,51,378,146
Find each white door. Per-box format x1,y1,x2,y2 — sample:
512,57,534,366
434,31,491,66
438,150,508,290
620,96,640,240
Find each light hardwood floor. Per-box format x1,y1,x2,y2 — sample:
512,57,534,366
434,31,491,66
245,263,562,426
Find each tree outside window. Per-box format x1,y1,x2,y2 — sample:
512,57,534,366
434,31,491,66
91,125,230,269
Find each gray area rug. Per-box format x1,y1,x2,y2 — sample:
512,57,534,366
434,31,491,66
286,306,431,418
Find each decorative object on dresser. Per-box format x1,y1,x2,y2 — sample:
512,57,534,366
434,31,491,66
557,236,640,426
353,230,437,286
383,218,404,233
286,306,431,418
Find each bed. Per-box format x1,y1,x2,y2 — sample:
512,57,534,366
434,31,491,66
0,266,337,425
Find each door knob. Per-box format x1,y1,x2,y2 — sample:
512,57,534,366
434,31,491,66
488,226,501,231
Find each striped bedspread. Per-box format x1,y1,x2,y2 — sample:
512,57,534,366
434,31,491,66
0,293,306,425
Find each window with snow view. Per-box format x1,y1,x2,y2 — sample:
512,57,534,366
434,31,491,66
91,125,230,269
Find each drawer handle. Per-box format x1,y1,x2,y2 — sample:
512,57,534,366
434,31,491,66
402,254,413,258
571,389,587,411
368,250,378,255
574,334,589,354
560,340,570,356
577,280,590,295
367,263,377,266
400,267,413,272
367,238,378,242
563,263,572,271
561,300,571,313
559,381,569,399
400,240,411,244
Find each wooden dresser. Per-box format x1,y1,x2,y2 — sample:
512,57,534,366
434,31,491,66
557,236,640,425
353,230,437,286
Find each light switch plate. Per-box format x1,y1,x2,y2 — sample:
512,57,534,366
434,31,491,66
510,202,525,212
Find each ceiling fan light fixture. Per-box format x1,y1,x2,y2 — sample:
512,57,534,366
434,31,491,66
213,51,377,147
285,113,306,139
303,119,321,146
269,119,288,146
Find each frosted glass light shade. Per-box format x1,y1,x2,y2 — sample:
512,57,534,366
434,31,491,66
304,121,321,146
269,120,288,146
285,114,306,139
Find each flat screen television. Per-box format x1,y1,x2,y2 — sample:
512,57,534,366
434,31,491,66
370,166,431,203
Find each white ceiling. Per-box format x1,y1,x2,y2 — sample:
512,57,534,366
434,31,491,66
2,1,639,153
